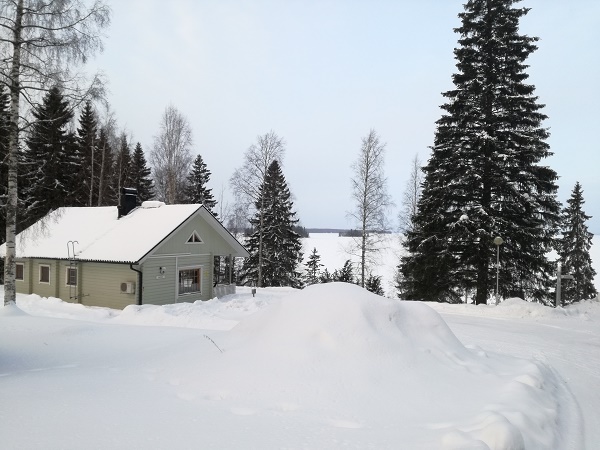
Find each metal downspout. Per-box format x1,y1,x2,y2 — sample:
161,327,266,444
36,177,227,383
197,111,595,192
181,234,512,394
130,263,143,305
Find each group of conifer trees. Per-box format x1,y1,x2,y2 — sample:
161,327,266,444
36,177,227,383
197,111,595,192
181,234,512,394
396,0,596,305
0,86,220,237
0,87,154,233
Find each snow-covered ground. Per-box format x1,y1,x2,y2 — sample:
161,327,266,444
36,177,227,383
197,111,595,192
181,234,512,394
1,283,599,449
1,234,598,449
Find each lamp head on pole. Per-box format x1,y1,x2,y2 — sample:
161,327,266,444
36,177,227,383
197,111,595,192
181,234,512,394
494,236,504,246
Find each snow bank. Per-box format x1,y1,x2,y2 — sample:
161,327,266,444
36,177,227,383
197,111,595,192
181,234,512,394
428,296,600,322
3,284,580,448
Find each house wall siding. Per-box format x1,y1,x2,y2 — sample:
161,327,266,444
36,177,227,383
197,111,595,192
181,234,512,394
142,253,213,305
80,262,137,309
26,259,59,298
142,257,177,305
15,259,33,295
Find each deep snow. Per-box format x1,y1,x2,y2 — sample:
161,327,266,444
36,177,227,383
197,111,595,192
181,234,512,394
2,283,598,449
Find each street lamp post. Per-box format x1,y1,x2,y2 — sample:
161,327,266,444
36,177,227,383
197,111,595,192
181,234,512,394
494,236,504,304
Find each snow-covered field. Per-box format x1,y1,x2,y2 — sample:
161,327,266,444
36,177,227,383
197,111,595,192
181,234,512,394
1,283,599,449
1,234,598,449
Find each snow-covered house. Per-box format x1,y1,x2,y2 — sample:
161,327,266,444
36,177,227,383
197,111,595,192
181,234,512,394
0,191,249,309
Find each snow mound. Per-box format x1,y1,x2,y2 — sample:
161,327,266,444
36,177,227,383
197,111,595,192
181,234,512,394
15,294,117,321
185,283,565,449
229,282,468,361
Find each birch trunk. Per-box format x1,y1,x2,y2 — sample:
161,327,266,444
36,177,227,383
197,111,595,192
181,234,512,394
3,0,23,306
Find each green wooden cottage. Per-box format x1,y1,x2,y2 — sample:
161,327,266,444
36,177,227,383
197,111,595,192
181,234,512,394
0,192,248,309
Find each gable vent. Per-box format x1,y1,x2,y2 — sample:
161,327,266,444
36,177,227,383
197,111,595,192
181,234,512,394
187,231,203,243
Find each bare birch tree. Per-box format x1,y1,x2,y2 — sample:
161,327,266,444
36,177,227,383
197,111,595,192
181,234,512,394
398,154,423,234
0,0,110,306
348,129,393,288
230,130,285,287
150,105,194,204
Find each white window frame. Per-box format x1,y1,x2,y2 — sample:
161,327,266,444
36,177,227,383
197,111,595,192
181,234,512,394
15,263,24,281
178,266,202,296
65,266,78,286
39,264,51,284
186,231,204,244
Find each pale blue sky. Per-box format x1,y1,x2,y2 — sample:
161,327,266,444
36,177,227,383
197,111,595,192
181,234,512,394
94,0,600,233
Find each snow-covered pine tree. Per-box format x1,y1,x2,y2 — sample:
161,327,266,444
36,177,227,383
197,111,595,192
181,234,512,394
559,182,597,303
400,0,560,304
365,274,384,296
22,87,79,229
333,260,355,284
75,100,100,206
131,142,155,204
320,268,333,283
240,160,303,288
304,247,323,286
184,154,217,214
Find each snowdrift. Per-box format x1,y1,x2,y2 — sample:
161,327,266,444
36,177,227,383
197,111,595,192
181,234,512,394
1,284,578,449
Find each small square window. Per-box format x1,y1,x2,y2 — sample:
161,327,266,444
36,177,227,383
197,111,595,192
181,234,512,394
16,263,24,281
66,267,77,286
39,265,50,284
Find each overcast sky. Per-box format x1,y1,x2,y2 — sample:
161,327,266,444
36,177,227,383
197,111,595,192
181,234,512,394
92,0,600,233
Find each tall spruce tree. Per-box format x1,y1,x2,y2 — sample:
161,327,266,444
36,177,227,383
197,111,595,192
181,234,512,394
240,160,303,287
22,87,79,229
131,142,155,204
184,154,217,214
400,0,560,304
559,182,597,303
75,100,100,206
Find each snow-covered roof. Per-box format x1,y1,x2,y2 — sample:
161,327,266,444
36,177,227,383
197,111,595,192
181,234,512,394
0,203,243,263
